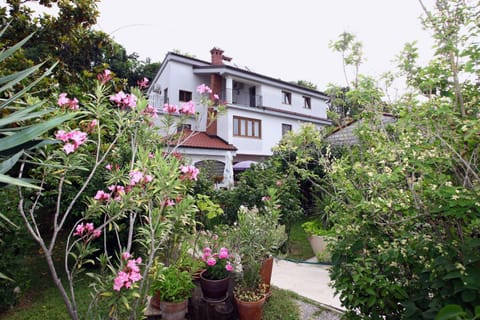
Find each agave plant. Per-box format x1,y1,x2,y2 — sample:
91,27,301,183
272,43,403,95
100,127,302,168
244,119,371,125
0,23,75,190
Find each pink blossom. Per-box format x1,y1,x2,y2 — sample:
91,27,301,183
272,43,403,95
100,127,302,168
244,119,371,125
110,91,137,109
137,77,149,89
225,262,234,272
180,101,195,115
94,190,110,201
113,271,129,291
92,229,102,238
203,247,212,254
69,131,87,148
218,247,229,259
180,165,200,181
144,175,153,183
261,196,271,202
163,103,178,114
148,153,154,159
63,143,75,154
58,93,69,106
164,199,175,207
276,180,283,186
87,119,98,132
122,252,131,261
105,164,112,171
85,223,94,233
213,94,219,100
97,69,113,84
197,84,212,94
129,170,144,186
143,104,158,118
55,130,69,142
207,257,217,266
73,223,85,236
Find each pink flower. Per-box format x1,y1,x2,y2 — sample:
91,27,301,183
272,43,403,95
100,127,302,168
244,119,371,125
261,196,271,202
97,69,113,84
180,165,200,181
148,153,154,159
137,77,149,89
105,164,112,171
92,229,102,238
129,170,144,186
87,119,98,133
180,101,195,115
113,271,129,291
69,131,87,148
63,143,75,154
203,247,212,254
94,190,110,201
213,94,219,100
85,223,94,233
110,91,137,109
225,262,234,272
218,247,229,259
163,103,178,114
73,223,85,236
144,175,153,183
276,180,283,186
55,130,69,142
207,257,217,266
197,84,212,94
122,252,131,261
143,104,158,118
57,93,79,110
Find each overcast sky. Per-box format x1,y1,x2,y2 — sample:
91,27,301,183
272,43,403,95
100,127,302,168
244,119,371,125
18,0,437,92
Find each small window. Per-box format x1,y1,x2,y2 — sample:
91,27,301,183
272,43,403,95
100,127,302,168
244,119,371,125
282,123,292,136
233,116,261,138
282,91,292,105
303,96,311,109
163,88,169,104
179,90,192,102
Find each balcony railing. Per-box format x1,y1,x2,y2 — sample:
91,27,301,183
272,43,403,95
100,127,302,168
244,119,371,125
225,89,262,108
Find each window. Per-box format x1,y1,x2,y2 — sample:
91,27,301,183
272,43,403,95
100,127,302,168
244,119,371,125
282,123,292,136
303,96,311,109
178,90,192,102
163,88,169,104
233,116,261,138
282,91,292,105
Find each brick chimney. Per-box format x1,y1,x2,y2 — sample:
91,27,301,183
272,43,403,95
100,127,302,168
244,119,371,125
210,47,232,65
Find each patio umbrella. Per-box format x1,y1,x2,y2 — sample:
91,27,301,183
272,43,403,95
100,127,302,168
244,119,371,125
233,160,257,171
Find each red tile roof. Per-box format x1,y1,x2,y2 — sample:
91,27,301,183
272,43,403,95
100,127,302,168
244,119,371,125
175,130,237,151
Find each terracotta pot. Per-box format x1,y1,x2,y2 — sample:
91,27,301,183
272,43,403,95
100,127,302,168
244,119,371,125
234,295,267,320
199,270,230,301
159,299,188,320
260,256,274,292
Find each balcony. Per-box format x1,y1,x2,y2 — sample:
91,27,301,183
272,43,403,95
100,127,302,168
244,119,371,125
225,88,262,108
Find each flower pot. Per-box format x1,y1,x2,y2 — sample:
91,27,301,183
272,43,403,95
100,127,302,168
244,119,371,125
159,299,188,320
234,295,267,320
199,270,230,301
307,235,332,262
260,256,274,293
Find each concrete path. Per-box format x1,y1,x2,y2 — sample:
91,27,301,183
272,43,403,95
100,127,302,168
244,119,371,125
270,258,344,311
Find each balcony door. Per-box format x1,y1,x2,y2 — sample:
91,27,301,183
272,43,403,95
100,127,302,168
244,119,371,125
249,86,256,107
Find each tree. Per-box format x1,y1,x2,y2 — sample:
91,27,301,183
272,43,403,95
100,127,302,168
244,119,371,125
329,31,364,88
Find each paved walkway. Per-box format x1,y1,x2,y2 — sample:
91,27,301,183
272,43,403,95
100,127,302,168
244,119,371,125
270,258,344,311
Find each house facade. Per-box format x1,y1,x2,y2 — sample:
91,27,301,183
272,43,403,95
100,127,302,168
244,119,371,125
148,48,331,187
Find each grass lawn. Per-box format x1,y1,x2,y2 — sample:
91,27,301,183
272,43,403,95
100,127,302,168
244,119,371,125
286,218,314,261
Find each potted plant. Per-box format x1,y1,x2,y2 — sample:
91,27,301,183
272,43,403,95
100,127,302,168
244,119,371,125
198,245,234,301
302,218,335,262
149,264,195,320
233,257,269,320
228,188,287,291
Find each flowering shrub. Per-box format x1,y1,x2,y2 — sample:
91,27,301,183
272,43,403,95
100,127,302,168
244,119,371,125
14,71,223,319
201,246,234,280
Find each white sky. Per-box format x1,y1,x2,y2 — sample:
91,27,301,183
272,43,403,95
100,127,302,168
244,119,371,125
95,0,436,92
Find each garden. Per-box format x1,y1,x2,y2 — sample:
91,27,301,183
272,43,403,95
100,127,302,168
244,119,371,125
1,0,480,319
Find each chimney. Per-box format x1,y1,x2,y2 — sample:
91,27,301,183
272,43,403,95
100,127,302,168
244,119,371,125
210,47,232,65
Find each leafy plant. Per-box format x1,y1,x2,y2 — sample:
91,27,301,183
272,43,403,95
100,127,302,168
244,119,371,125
149,264,194,303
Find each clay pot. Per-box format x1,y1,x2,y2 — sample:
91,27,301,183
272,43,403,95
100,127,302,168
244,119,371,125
159,299,188,320
234,294,267,320
199,270,230,301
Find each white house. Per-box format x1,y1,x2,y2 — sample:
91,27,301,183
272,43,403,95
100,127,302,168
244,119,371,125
148,48,331,187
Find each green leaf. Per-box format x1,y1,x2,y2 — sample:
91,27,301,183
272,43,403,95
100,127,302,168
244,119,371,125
0,173,41,189
0,113,76,152
435,305,465,320
0,272,14,282
0,33,33,63
0,150,23,174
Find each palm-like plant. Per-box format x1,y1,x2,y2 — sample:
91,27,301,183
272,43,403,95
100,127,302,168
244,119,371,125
0,24,75,190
